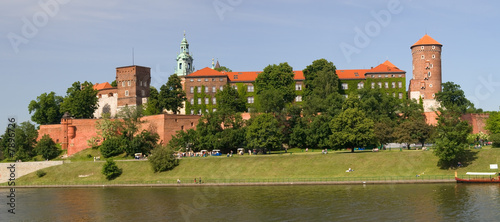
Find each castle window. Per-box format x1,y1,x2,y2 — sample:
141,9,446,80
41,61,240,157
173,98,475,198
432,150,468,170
197,87,201,93
212,78,216,81
190,98,194,105
378,75,381,78
432,93,436,98
212,86,216,92
248,85,254,92
399,93,403,99
213,97,216,104
233,85,238,90
295,95,302,102
128,81,131,86
430,64,434,68
141,90,145,96
179,63,182,70
428,72,431,77
190,79,194,82
190,110,194,115
198,98,201,104
392,92,396,97
197,79,201,82
378,82,382,88
205,78,209,82
122,81,125,87
371,82,375,89
247,96,254,104
190,87,194,93
296,84,302,91
205,98,209,104
432,54,436,59
125,90,129,96
139,81,142,86
234,75,238,80
421,46,424,49
205,87,209,93
220,86,223,91
343,94,348,98
421,55,425,59
198,109,201,114
219,78,224,82
205,109,209,113
213,108,217,112
432,46,435,49
398,82,402,88
357,82,364,89
181,126,184,130
341,83,348,90
385,75,388,78
191,122,194,127
391,82,395,88
429,84,433,88
384,82,389,88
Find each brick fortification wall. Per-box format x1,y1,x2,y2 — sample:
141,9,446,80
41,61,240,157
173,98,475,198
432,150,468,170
38,114,200,156
462,113,489,134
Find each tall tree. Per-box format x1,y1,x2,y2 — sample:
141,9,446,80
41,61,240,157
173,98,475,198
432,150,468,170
215,85,246,114
329,108,375,152
28,92,64,125
358,88,399,122
159,74,186,114
144,87,162,115
486,111,500,134
306,115,333,149
60,81,98,118
35,134,61,160
302,59,340,115
436,82,475,113
433,109,472,168
254,63,296,113
0,121,38,161
246,113,283,152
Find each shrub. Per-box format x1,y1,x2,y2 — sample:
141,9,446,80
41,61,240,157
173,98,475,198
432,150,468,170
102,159,122,180
149,144,179,173
35,134,61,160
100,137,125,158
489,133,500,148
36,170,47,178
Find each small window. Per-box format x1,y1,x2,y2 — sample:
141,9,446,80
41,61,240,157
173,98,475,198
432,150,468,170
190,79,194,82
429,84,433,88
391,82,395,88
198,98,201,104
212,86,216,92
191,122,194,126
233,75,238,80
398,82,402,88
205,98,209,104
198,109,202,114
205,87,209,93
205,78,209,82
432,93,436,98
247,96,254,104
430,64,434,68
392,92,396,97
295,96,302,102
197,87,201,93
342,83,348,90
428,72,431,77
219,86,223,91
141,90,145,96
421,55,425,59
384,82,389,89
219,78,224,82
233,85,238,90
212,97,216,104
399,93,403,99
378,75,381,78
190,110,194,115
357,82,364,89
122,81,125,87
197,79,201,82
139,81,142,86
421,46,424,50
190,98,194,105
343,94,348,98
432,54,436,59
295,84,302,91
371,82,375,89
128,81,131,86
248,85,254,92
190,87,194,93
213,108,217,112
125,90,129,96
432,46,436,49
385,75,388,78
212,78,215,82
378,82,382,88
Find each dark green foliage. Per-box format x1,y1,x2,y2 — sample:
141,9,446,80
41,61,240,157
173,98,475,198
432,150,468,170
215,85,246,113
28,91,64,125
0,121,38,161
100,137,126,158
124,130,159,156
246,113,283,152
169,129,198,151
60,81,98,118
302,59,340,115
149,144,179,172
329,108,375,152
358,88,400,122
117,105,145,140
254,63,296,113
35,134,61,160
111,80,117,87
102,159,122,180
433,110,472,168
489,133,500,147
214,66,232,72
486,111,500,134
435,82,475,114
144,87,162,115
159,74,186,114
195,112,224,151
306,115,333,149
36,170,47,178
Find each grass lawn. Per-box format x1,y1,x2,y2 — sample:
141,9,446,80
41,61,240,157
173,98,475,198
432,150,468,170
9,147,500,185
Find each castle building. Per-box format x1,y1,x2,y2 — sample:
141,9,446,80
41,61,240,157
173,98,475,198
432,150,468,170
174,33,194,76
408,34,442,112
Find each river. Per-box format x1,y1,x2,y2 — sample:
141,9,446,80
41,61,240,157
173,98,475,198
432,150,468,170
1,183,499,221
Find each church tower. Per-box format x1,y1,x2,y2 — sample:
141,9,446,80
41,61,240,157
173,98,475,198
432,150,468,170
174,33,194,76
409,34,442,112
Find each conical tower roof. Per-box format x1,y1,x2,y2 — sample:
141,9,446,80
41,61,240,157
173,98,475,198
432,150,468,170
411,34,442,48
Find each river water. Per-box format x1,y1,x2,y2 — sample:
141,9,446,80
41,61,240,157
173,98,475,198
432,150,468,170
1,183,499,221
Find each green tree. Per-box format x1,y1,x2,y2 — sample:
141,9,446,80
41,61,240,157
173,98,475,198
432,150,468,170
159,74,186,114
96,113,123,140
373,118,395,146
60,81,98,118
102,159,122,180
214,66,232,72
35,134,61,160
125,130,159,156
169,129,198,152
111,80,117,87
215,85,246,114
393,116,434,149
195,112,224,151
117,105,145,140
358,88,400,122
433,110,472,168
144,87,162,115
254,63,296,113
149,144,179,172
329,108,375,152
486,111,500,134
1,122,39,161
306,115,333,149
435,82,475,113
28,91,64,125
302,59,340,115
100,137,126,158
246,113,283,152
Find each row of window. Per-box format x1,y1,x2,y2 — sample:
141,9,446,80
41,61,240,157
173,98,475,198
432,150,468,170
342,82,403,90
421,45,437,50
123,90,146,97
370,74,403,78
189,78,226,82
421,54,437,59
119,80,148,87
343,93,404,99
190,109,217,115
190,95,303,105
189,84,303,94
190,97,217,105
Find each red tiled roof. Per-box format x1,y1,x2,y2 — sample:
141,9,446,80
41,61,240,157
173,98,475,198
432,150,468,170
187,67,227,77
93,82,113,90
368,60,404,73
412,34,441,47
227,70,304,82
336,69,368,79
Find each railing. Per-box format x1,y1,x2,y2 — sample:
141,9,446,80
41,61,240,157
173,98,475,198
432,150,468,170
0,175,456,187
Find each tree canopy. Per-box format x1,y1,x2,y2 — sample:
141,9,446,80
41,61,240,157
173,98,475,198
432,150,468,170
329,108,375,152
433,109,472,168
254,63,296,113
28,91,64,125
60,81,98,118
436,82,475,113
215,85,246,114
302,59,340,115
159,74,186,114
144,87,162,116
246,113,283,152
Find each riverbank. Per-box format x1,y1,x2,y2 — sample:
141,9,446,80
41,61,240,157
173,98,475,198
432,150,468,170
2,147,498,186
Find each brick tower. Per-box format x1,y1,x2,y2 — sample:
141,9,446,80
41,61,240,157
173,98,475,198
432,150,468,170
409,34,442,112
116,65,151,110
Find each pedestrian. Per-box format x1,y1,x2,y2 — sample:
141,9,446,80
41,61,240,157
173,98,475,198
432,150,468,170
199,177,202,184
177,179,181,184
194,178,197,184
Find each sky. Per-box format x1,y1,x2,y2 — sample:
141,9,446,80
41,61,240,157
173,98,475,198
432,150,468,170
1,0,500,128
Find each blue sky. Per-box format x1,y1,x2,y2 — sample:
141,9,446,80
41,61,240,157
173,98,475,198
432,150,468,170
1,0,500,128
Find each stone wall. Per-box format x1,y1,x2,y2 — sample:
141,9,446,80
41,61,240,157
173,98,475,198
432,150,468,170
0,161,63,183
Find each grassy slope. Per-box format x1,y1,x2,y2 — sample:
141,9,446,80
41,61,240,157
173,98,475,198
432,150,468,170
12,147,500,185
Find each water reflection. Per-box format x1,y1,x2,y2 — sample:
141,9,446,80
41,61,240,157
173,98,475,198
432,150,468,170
1,184,499,221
